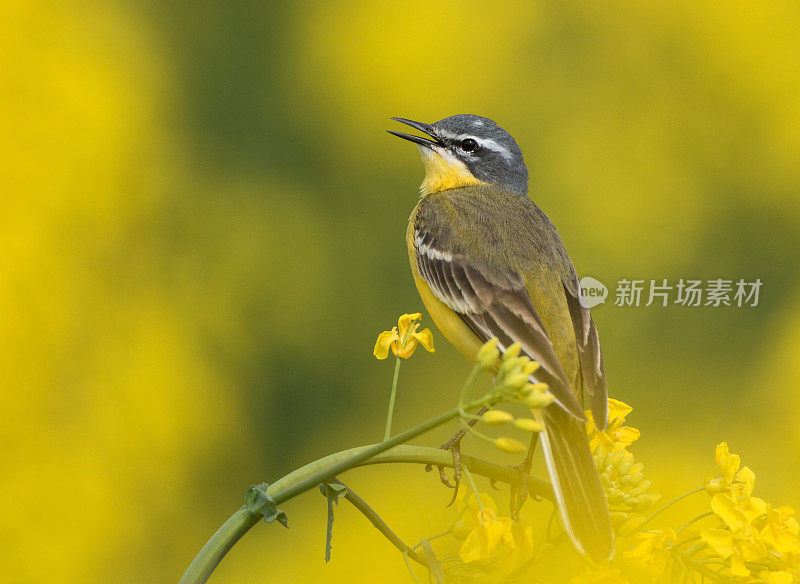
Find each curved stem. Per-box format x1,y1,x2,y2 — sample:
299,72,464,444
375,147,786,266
676,511,714,534
334,479,426,566
641,486,705,528
178,445,553,584
178,506,260,584
269,398,492,505
461,465,483,511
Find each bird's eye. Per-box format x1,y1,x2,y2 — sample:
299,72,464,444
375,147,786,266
460,138,479,152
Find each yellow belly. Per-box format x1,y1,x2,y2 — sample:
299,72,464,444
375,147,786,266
406,213,483,363
412,274,483,363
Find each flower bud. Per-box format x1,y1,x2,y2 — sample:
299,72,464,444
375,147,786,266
514,418,544,433
625,472,643,486
522,361,541,376
495,437,527,454
607,488,626,505
633,494,658,513
482,409,514,426
476,338,500,370
499,356,527,376
525,391,554,409
610,512,629,527
504,343,521,359
617,457,633,477
502,373,529,390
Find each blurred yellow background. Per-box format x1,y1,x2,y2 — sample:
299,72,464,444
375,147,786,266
2,0,800,581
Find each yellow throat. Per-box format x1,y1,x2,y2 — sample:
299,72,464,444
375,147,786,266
419,147,482,195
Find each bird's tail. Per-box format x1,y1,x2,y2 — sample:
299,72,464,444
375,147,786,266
534,406,614,561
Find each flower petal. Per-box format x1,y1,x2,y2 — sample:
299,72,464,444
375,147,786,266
734,466,756,498
730,553,750,578
397,313,422,336
711,493,748,533
411,327,435,353
373,329,398,360
701,528,734,558
615,426,641,446
607,398,633,422
396,336,418,359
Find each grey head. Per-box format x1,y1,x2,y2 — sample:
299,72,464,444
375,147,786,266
389,114,529,195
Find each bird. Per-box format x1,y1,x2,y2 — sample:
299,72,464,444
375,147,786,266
388,114,614,561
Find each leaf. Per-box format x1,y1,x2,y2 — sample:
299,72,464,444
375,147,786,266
319,482,349,563
420,539,444,584
244,483,289,528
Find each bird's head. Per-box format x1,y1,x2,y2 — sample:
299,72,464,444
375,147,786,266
389,114,529,196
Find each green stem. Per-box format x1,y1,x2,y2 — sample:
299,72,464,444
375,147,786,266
178,415,553,584
410,529,452,552
178,506,260,584
333,479,426,566
458,364,483,407
462,465,483,511
642,486,705,528
402,551,425,584
272,397,493,505
673,549,736,584
677,511,714,534
384,357,402,441
457,419,496,445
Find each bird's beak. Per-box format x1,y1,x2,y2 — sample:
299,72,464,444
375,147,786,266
387,117,442,149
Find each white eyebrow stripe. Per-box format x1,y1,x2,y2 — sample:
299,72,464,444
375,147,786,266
432,130,515,162
473,137,514,161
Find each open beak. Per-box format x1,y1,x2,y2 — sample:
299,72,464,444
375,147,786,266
387,117,442,149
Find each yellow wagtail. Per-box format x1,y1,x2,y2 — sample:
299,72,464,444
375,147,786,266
388,114,614,560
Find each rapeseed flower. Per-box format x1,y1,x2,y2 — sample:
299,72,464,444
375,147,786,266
373,312,434,359
445,487,534,581
704,442,755,498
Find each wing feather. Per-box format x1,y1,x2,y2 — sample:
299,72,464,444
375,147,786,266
414,229,585,421
563,274,609,429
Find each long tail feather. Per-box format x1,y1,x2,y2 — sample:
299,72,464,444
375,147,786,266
534,407,614,561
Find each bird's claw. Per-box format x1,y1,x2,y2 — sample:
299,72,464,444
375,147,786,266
425,436,464,506
443,441,462,507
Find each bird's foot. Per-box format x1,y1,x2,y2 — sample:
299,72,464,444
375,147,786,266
425,434,464,507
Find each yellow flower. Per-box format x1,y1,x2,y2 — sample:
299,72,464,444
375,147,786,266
372,313,434,359
704,442,755,497
586,398,641,454
449,486,497,540
459,507,516,562
447,487,534,578
595,447,659,519
759,504,800,554
758,570,794,584
622,528,676,579
701,493,769,577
